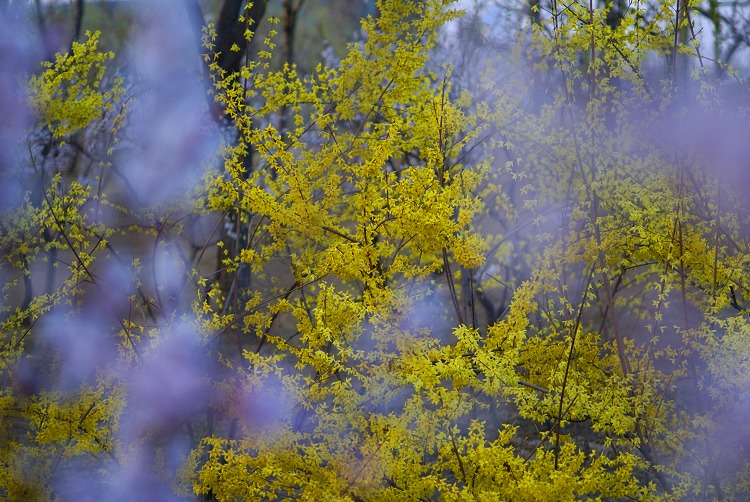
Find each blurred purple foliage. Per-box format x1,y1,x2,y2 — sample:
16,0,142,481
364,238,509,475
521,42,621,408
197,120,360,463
121,0,220,208
0,3,40,211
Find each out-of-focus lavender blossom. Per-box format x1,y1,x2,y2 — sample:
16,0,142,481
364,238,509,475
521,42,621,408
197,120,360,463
152,243,190,311
234,373,292,432
53,444,191,501
120,0,220,208
109,444,192,502
0,3,40,211
38,308,118,389
53,468,111,502
645,90,750,205
123,321,213,437
35,262,134,391
107,321,214,499
400,282,456,337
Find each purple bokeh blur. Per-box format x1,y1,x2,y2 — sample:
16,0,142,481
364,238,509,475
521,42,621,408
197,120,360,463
233,372,292,432
113,321,213,501
38,262,134,390
0,3,40,211
120,0,220,208
124,322,213,437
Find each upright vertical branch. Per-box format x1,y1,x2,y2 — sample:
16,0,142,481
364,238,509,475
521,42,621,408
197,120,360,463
211,0,269,312
215,0,268,75
443,248,465,326
278,0,304,135
281,0,304,68
711,175,721,309
554,265,594,469
670,0,691,95
72,0,84,44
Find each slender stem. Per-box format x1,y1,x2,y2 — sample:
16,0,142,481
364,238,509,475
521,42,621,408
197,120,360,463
554,265,595,469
